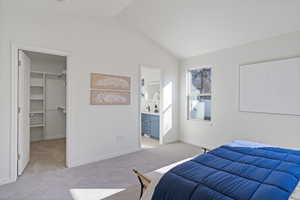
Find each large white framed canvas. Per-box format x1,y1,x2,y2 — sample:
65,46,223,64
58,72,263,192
239,57,300,115
90,73,131,105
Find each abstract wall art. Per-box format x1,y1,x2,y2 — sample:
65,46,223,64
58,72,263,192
90,73,131,105
90,90,130,105
91,73,131,90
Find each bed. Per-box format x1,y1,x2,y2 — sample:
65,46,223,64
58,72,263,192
140,141,300,200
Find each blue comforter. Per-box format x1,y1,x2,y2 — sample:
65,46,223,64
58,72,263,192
152,145,300,200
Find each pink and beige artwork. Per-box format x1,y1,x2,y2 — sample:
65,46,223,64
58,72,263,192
90,73,131,105
91,73,131,90
90,90,130,105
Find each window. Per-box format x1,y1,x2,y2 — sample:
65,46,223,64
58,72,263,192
187,68,212,121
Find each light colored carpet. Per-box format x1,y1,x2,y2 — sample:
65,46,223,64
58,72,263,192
102,185,140,200
23,138,66,177
0,142,202,200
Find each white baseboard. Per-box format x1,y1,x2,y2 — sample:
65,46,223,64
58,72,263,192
70,147,141,168
0,177,15,186
43,133,66,140
31,135,66,142
0,147,142,187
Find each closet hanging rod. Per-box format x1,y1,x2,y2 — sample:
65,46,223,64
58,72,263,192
31,71,60,76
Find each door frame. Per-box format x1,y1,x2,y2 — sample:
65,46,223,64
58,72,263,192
138,65,164,147
10,43,71,182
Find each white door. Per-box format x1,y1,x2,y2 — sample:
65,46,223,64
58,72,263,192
17,50,31,176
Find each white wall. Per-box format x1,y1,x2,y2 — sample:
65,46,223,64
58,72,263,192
0,0,11,185
0,1,179,185
44,76,66,140
180,31,300,150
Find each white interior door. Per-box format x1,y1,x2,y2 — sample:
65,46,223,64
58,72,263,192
17,50,31,176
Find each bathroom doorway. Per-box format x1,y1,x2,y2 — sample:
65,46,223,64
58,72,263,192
139,66,162,149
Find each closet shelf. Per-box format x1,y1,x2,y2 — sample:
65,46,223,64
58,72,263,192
57,106,66,114
31,70,61,76
30,111,44,114
30,124,44,128
31,71,44,75
58,70,66,77
30,98,44,101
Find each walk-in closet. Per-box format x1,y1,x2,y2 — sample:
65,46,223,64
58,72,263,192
21,51,67,176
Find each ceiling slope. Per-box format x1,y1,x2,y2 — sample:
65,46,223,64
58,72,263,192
2,0,134,18
118,0,300,58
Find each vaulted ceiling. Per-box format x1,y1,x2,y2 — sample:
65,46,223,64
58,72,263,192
118,0,300,58
5,0,300,59
4,0,135,18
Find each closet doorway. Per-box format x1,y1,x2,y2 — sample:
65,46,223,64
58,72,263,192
12,46,70,179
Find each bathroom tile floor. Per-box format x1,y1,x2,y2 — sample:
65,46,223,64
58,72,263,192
141,136,160,149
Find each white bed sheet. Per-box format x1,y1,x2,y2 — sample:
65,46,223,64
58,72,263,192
142,141,300,200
